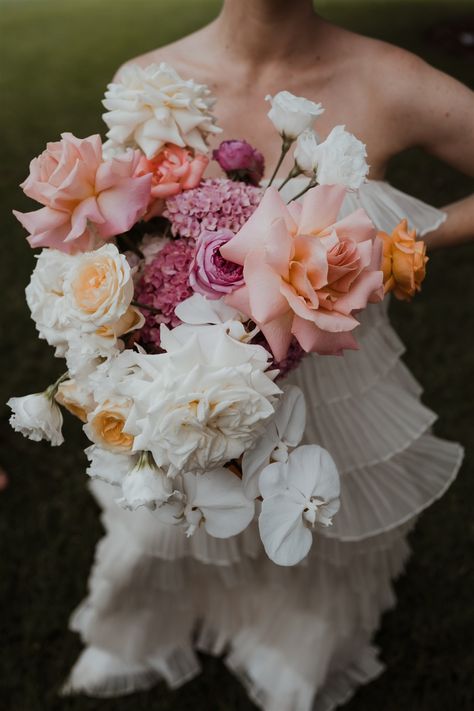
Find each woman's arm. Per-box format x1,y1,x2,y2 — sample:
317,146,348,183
383,49,474,249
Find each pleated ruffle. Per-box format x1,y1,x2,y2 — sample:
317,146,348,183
278,178,447,237
64,181,459,710
65,519,411,710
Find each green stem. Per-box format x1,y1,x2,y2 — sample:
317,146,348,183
267,137,293,188
45,371,69,400
287,175,318,203
278,164,302,193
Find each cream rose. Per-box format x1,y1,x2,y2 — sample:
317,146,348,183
63,244,134,329
102,63,222,159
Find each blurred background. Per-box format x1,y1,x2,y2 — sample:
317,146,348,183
0,1,473,709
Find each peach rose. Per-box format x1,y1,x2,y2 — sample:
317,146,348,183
221,185,383,360
55,379,95,423
137,144,208,219
380,219,428,301
13,133,152,253
85,400,134,452
64,244,134,329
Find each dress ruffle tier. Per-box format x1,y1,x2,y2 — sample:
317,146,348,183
64,180,462,711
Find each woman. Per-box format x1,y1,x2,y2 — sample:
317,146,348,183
65,1,473,708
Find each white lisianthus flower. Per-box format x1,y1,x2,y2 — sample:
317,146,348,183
293,129,320,176
313,125,369,190
242,385,306,499
182,469,255,538
102,62,222,158
258,445,340,566
90,324,280,476
8,391,64,446
118,452,175,511
85,444,135,486
266,91,324,141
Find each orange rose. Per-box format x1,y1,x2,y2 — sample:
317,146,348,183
137,144,208,219
380,219,428,301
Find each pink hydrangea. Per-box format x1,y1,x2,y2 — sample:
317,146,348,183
163,178,262,239
133,238,194,351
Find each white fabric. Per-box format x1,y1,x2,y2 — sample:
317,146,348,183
64,179,462,711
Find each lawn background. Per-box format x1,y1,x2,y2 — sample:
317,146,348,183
0,1,473,710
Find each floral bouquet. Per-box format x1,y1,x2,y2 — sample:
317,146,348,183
8,63,427,566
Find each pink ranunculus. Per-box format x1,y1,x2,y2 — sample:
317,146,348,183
220,185,384,361
189,228,244,299
13,133,152,253
137,144,209,219
213,140,265,185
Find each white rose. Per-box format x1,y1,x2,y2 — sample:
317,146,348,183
8,392,64,446
293,129,320,175
118,452,175,511
63,244,134,330
266,91,324,140
91,325,281,476
26,249,75,357
102,62,222,158
258,445,340,566
85,444,134,486
313,125,369,190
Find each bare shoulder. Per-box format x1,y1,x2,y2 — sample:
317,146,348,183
334,27,473,151
111,28,208,82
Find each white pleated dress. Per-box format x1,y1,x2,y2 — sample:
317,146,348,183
64,180,463,711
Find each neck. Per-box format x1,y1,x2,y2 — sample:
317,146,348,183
212,0,320,65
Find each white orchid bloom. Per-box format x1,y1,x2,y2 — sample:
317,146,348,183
182,469,255,538
85,445,135,486
242,385,306,499
173,293,254,343
258,445,340,566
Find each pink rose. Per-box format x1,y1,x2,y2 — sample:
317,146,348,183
137,144,209,219
13,133,152,253
213,140,265,185
221,185,383,360
189,229,244,299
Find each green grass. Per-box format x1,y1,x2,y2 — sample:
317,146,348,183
0,2,473,710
